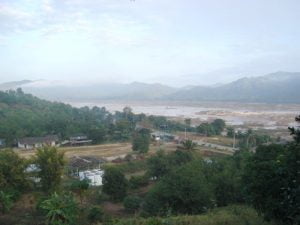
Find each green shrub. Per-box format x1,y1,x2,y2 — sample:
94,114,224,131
123,195,142,212
88,206,104,223
129,175,149,189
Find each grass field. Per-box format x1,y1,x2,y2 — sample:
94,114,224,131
15,140,233,161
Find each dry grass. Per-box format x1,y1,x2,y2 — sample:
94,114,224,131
15,140,233,162
15,142,178,160
177,132,234,147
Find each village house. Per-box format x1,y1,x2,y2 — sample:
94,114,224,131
69,135,92,146
151,131,175,142
18,135,59,149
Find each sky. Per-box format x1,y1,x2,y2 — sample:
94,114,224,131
0,0,300,87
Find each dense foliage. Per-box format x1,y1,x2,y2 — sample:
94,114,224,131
102,167,128,201
0,90,192,147
243,142,300,223
144,160,214,216
35,146,65,192
132,128,151,153
196,119,226,136
0,149,28,210
40,192,78,225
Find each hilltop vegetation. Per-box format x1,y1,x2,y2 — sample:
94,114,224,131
0,89,186,146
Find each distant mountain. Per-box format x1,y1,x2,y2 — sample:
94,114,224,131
0,80,32,90
0,80,178,101
1,72,300,103
166,72,300,103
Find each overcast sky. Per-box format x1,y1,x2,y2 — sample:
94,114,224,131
0,0,299,87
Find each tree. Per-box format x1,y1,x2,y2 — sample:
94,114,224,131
147,150,193,180
143,160,214,216
211,119,226,135
40,192,78,225
196,123,215,136
0,149,27,194
227,127,234,138
243,144,300,224
178,139,197,151
102,167,127,201
146,150,169,179
184,118,191,127
132,128,151,153
0,191,13,213
70,179,89,204
35,146,65,192
87,206,104,223
123,195,142,212
289,115,300,143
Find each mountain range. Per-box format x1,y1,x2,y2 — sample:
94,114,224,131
1,72,300,103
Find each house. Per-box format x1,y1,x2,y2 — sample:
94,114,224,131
69,135,92,146
18,135,59,149
0,139,5,148
151,131,175,142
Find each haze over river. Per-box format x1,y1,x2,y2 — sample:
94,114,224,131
69,101,300,130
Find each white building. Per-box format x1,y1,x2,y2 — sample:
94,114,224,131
79,169,104,186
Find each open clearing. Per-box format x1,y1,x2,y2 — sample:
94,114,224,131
16,140,233,160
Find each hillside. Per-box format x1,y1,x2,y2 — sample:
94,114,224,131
1,72,300,103
167,72,300,103
0,80,178,101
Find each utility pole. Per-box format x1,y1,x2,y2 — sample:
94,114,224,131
185,128,187,140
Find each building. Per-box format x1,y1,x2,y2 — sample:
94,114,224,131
69,135,92,146
151,131,175,142
78,169,104,186
18,135,59,149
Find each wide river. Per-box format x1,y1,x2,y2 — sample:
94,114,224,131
68,100,300,129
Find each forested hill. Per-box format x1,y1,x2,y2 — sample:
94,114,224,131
0,89,186,146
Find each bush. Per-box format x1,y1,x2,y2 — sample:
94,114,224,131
88,206,104,223
143,160,214,216
129,175,149,189
102,167,128,201
123,196,142,212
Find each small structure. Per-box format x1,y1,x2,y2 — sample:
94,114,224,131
25,164,41,183
18,135,58,149
151,131,175,142
79,169,104,186
0,139,5,148
69,156,105,170
69,135,92,146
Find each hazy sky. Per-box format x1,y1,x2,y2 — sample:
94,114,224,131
0,0,299,86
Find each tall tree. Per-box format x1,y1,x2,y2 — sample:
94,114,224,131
102,167,128,201
289,115,300,143
0,149,27,193
243,144,300,224
35,146,65,193
132,128,151,153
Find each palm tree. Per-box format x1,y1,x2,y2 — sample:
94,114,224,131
179,139,197,151
0,191,13,213
40,192,77,225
